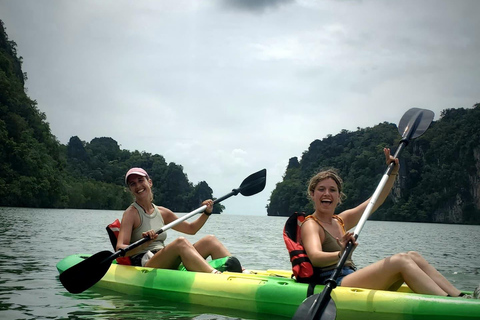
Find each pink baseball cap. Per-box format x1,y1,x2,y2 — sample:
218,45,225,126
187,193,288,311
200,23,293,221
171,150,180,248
125,167,149,185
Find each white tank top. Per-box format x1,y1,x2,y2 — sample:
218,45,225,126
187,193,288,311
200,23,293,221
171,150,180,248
130,202,167,252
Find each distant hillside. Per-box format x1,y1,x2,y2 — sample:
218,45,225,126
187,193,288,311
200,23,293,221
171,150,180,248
2,19,479,222
267,105,480,224
0,20,222,213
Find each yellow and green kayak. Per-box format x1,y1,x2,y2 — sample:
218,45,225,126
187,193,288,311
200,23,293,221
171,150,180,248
57,254,480,319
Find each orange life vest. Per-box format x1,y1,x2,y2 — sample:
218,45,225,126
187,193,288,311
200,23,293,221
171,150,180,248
283,212,317,283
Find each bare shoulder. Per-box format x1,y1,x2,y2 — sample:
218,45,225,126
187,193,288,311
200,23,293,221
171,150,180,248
157,206,174,215
301,218,324,235
302,217,318,228
123,204,137,217
157,206,178,223
300,218,325,245
121,205,139,228
156,205,170,211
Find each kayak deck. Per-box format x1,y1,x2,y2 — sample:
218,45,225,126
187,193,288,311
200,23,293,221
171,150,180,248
57,254,480,319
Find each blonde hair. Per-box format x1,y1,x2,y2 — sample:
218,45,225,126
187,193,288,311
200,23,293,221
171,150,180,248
307,168,346,204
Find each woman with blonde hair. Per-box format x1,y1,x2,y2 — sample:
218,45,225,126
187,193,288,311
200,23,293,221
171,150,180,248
300,148,478,298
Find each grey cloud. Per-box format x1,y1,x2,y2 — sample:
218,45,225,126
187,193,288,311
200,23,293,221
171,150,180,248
1,0,479,215
220,0,295,12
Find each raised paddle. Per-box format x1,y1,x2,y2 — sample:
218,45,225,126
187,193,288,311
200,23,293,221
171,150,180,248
292,108,435,320
60,168,267,294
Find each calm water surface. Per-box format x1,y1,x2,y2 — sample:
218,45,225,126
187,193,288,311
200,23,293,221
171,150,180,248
1,207,479,319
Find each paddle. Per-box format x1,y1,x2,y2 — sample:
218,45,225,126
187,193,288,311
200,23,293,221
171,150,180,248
292,108,435,320
60,168,267,294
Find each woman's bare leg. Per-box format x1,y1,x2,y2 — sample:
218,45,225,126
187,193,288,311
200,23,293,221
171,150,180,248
145,237,215,273
406,251,462,296
193,235,231,260
341,252,451,295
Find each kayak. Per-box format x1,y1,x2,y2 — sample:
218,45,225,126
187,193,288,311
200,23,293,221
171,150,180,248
57,254,480,319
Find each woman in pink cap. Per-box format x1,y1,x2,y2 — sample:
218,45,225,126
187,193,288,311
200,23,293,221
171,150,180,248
116,167,240,273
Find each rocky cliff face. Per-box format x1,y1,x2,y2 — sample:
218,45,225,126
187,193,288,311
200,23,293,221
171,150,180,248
435,147,480,224
473,148,480,210
413,146,480,224
433,194,465,223
267,105,480,223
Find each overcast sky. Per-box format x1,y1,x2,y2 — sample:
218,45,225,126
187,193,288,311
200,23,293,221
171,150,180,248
1,0,479,216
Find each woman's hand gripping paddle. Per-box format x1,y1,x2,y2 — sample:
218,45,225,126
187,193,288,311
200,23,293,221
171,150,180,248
292,108,434,320
59,169,267,294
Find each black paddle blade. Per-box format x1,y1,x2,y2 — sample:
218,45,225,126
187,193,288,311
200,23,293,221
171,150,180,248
238,168,267,196
293,291,336,320
398,108,434,140
59,250,113,294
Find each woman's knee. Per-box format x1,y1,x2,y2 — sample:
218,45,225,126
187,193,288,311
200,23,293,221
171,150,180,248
391,252,409,259
198,234,221,246
390,252,416,269
406,251,423,260
171,237,194,250
405,251,430,266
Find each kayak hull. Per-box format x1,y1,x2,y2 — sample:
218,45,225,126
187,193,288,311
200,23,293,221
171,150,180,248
57,254,480,319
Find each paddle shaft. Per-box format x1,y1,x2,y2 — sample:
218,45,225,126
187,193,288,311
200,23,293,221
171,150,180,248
306,149,403,319
111,190,242,261
352,145,403,238
329,113,422,286
60,168,267,294
301,108,430,320
352,109,423,238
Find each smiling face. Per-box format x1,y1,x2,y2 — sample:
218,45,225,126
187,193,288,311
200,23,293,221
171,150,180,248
127,174,153,201
307,169,345,212
310,178,341,211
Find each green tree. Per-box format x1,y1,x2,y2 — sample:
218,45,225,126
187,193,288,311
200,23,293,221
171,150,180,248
267,106,480,224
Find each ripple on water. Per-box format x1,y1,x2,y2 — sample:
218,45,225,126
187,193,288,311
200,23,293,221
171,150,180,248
0,208,479,319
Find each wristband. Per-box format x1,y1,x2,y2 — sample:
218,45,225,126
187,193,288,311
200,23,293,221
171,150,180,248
338,251,341,258
204,210,212,216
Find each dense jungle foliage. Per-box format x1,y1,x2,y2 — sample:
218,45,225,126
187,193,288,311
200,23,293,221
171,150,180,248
1,20,479,223
267,106,480,224
0,21,222,213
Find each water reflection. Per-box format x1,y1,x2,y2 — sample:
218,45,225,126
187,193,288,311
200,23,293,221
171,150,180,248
1,207,479,320
58,286,275,320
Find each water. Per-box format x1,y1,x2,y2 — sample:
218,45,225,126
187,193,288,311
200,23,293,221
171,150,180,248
1,207,479,320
